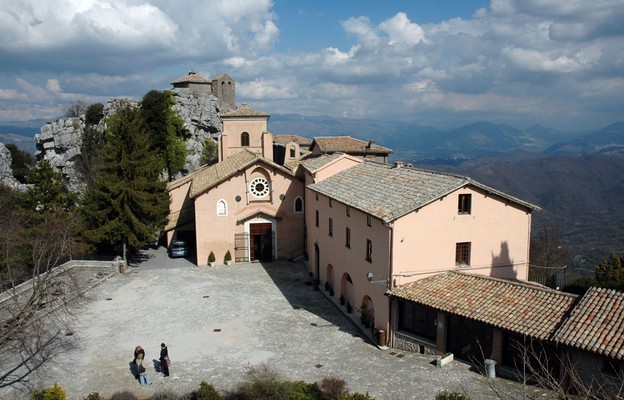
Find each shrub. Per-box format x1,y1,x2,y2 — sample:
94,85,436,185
196,381,223,400
151,390,180,400
434,391,471,400
110,391,139,400
315,376,347,400
83,394,104,400
31,383,66,400
208,251,216,263
224,250,232,262
237,364,288,400
283,380,320,400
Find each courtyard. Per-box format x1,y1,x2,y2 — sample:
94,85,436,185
0,248,541,399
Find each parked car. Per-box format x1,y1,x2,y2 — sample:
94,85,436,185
170,239,188,258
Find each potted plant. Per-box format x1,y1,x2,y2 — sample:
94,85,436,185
208,251,216,267
339,295,345,306
329,287,334,297
346,302,352,313
224,250,233,266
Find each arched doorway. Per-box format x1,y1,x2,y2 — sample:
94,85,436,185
359,295,374,329
326,264,335,296
340,273,354,311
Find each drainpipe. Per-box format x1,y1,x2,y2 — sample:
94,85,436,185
385,221,394,346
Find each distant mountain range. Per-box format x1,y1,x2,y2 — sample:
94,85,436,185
3,115,623,274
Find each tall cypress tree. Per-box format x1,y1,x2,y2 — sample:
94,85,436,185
81,106,169,258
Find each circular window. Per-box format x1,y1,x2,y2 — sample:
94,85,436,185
249,177,270,198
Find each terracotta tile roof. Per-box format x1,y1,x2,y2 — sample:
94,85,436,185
221,103,269,118
171,71,210,84
308,162,540,222
553,287,624,360
273,135,312,146
389,272,578,340
188,150,293,198
311,136,393,155
299,153,349,173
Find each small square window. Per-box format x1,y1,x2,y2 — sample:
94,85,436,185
366,239,373,262
455,242,471,267
367,215,372,227
328,218,333,237
458,194,472,214
345,227,351,248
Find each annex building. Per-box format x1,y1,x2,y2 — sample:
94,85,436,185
165,97,623,392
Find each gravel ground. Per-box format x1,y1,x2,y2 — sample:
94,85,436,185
0,248,546,400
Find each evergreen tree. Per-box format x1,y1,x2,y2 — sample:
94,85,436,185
200,138,218,166
18,160,76,213
5,143,34,183
596,251,624,284
80,106,169,258
141,90,187,181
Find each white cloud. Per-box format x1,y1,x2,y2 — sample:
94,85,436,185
378,12,425,47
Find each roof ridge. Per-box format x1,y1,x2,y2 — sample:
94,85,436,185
451,271,578,297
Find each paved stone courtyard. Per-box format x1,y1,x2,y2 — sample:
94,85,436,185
0,248,544,400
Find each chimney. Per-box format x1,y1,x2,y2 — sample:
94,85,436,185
367,140,376,149
395,161,405,169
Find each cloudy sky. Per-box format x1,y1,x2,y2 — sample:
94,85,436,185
0,0,622,131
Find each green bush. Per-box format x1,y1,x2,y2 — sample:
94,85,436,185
283,380,320,400
110,391,139,400
337,393,375,400
237,364,289,400
151,390,181,400
196,381,223,400
31,383,66,400
83,394,104,400
224,250,232,262
315,377,347,400
434,390,471,400
208,251,216,263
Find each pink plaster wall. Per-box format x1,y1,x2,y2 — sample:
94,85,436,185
193,163,304,266
391,186,532,285
219,118,269,160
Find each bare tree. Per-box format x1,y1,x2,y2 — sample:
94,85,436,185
0,210,85,391
481,337,624,400
63,100,87,118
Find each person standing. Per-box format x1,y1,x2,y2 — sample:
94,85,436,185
159,343,170,377
134,346,151,385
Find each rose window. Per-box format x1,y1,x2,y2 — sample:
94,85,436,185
249,177,270,198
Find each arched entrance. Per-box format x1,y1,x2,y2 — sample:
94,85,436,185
359,295,374,328
245,217,275,261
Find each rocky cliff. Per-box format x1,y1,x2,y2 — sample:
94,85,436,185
34,90,223,194
0,143,25,191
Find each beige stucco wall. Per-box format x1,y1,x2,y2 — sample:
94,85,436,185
391,185,532,286
306,190,392,334
220,118,270,160
193,163,304,266
305,183,533,338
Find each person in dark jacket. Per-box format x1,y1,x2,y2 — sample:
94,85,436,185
159,342,170,377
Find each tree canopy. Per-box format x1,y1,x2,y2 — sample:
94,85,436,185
80,105,169,258
141,90,187,181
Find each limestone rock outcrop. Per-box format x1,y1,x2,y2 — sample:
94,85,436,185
0,143,24,191
34,91,223,194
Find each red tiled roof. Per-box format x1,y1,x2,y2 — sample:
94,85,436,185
171,71,210,84
388,272,577,340
553,287,624,360
311,136,392,155
273,135,312,146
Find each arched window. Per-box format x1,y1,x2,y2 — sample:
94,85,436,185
241,132,250,147
294,197,304,213
216,199,228,216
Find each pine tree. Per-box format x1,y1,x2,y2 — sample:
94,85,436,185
596,251,624,284
80,106,169,258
